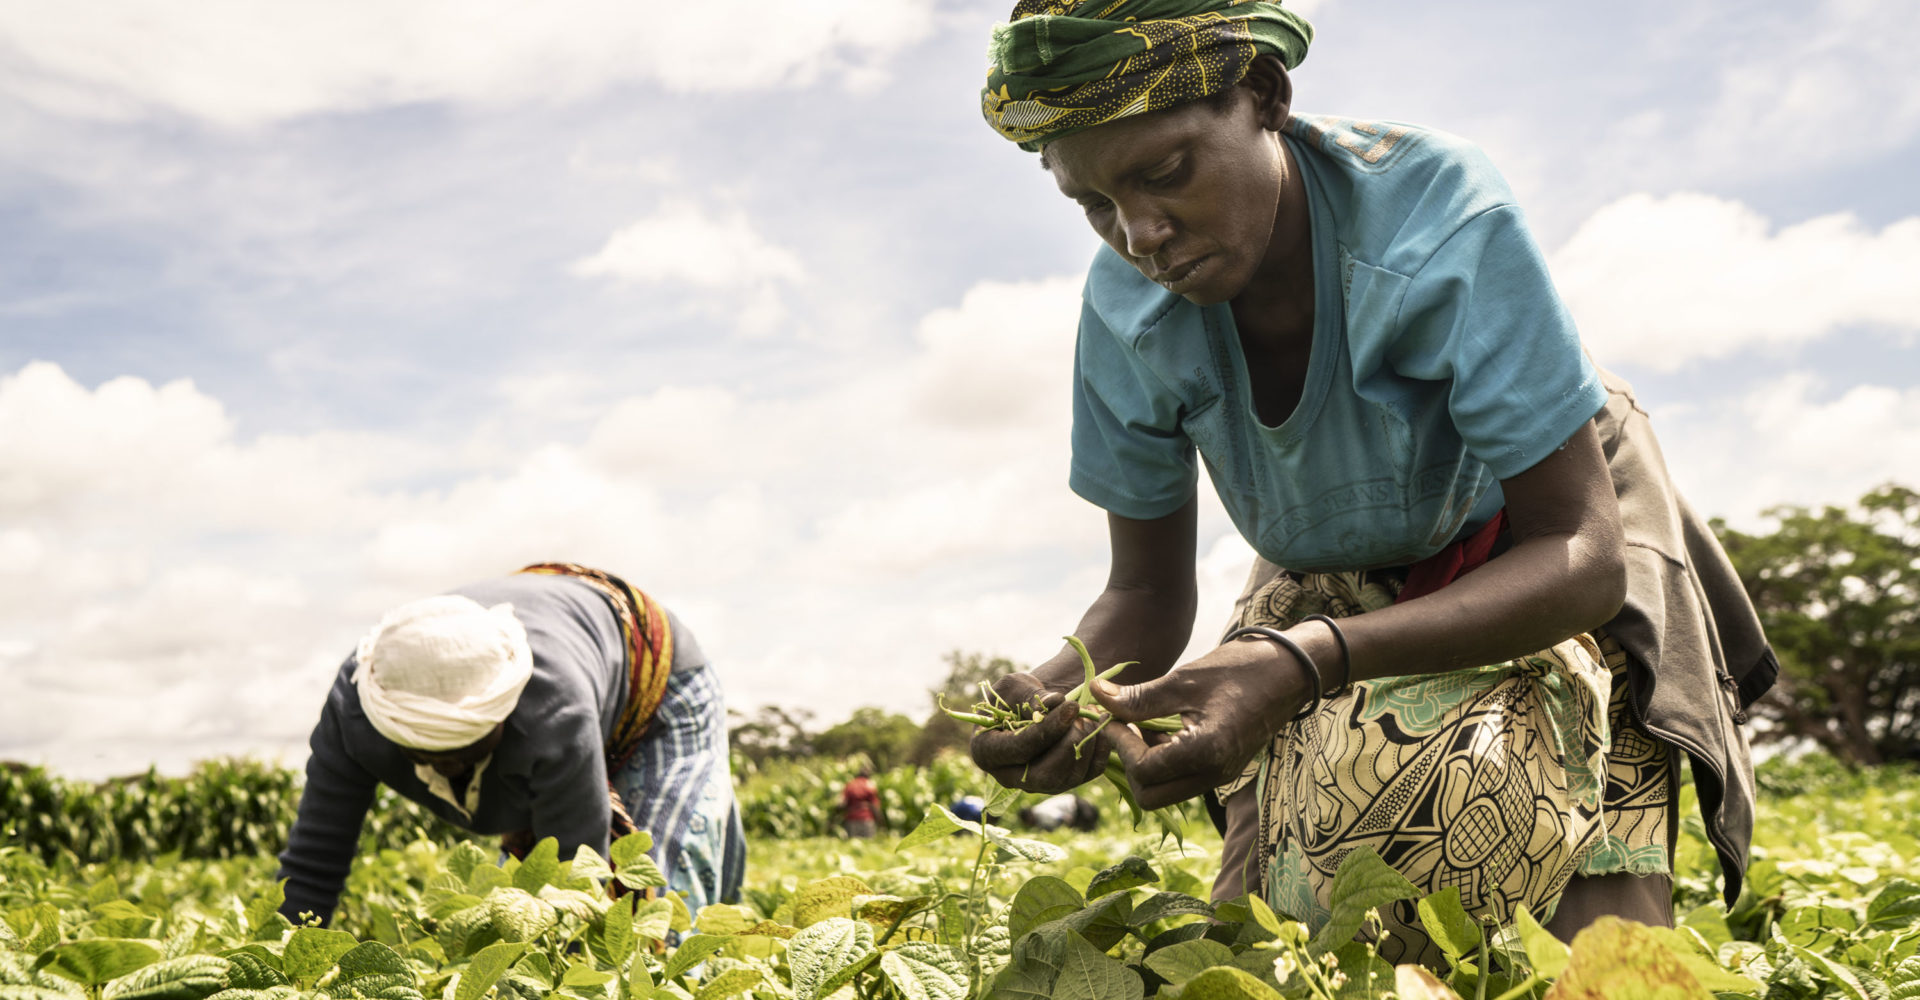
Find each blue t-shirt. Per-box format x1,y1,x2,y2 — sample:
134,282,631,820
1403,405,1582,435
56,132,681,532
1069,114,1607,572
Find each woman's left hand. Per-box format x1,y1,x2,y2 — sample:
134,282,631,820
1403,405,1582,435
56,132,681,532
1091,635,1318,810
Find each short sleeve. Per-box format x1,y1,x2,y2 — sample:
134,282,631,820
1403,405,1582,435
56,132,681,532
1068,299,1198,519
1389,204,1607,480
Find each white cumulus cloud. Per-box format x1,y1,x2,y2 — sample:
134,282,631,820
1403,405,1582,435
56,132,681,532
0,0,938,126
1552,193,1920,372
0,275,1166,778
573,200,806,336
1655,375,1920,531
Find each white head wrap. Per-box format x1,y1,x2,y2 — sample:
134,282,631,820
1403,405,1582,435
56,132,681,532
351,595,534,751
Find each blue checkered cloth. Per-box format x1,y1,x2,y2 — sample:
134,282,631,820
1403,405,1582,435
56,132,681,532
612,655,746,912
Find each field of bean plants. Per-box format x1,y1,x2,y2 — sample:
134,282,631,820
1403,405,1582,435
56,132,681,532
3,754,1918,999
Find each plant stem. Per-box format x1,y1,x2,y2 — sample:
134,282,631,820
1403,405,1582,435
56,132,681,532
1490,974,1541,1000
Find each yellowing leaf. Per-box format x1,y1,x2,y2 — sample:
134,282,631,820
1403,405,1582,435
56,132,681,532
1393,965,1464,1000
792,876,875,929
1542,917,1706,1000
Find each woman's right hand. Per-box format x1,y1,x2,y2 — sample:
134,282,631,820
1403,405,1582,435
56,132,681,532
966,672,1113,793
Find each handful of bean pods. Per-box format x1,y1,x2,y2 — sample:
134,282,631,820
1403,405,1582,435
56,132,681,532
942,636,1183,759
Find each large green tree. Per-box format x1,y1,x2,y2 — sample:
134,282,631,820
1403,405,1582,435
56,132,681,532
727,705,816,767
1716,484,1920,765
811,707,923,771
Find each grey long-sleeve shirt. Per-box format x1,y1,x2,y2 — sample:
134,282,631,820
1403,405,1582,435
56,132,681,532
275,574,702,925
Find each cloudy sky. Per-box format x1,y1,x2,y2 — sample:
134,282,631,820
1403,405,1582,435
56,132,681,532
2,0,1915,779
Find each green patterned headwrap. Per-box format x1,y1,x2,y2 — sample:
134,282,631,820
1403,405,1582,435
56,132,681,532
982,0,1312,151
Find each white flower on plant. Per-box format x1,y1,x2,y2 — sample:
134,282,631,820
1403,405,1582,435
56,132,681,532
1273,952,1297,984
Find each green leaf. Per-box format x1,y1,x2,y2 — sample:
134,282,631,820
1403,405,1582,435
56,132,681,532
1886,956,1920,1000
465,865,511,898
984,784,1024,818
786,919,876,1000
220,955,286,992
632,898,675,943
608,832,654,870
484,890,558,943
1868,879,1920,931
624,949,655,1000
454,942,524,1000
0,988,84,1000
568,847,613,885
510,952,553,990
987,925,1069,1000
1058,893,1134,953
1085,858,1158,901
1130,892,1214,928
1676,904,1731,951
507,839,560,894
693,905,757,936
1243,896,1286,942
243,885,288,941
852,894,931,932
1051,932,1142,1000
614,855,668,892
878,944,968,1000
660,936,730,984
1788,943,1875,1000
330,943,420,1000
446,843,493,885
82,905,151,944
594,896,635,968
333,943,409,983
6,905,62,954
896,808,969,851
558,963,613,989
1142,939,1235,990
1513,906,1569,980
1172,966,1282,1000
989,834,1068,865
535,887,607,922
1307,846,1419,955
101,957,230,1000
41,941,165,989
792,877,874,929
434,905,496,961
1007,878,1085,942
1415,887,1480,967
692,967,760,1000
1780,902,1858,948
281,928,357,989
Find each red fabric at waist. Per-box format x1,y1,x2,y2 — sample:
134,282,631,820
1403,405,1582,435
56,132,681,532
1395,510,1509,604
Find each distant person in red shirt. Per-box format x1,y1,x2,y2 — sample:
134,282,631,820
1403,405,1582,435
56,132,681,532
840,767,883,838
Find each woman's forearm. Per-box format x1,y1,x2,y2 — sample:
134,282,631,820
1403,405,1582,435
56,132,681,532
1279,422,1627,691
1300,528,1625,688
1030,499,1201,692
1029,580,1198,690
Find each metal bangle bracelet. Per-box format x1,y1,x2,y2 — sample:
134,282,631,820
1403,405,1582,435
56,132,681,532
1301,613,1352,693
1222,625,1323,723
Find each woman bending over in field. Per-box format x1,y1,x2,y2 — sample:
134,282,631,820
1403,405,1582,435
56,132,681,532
965,0,1776,964
276,564,744,926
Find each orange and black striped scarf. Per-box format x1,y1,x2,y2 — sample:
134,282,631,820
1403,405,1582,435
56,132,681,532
516,563,674,771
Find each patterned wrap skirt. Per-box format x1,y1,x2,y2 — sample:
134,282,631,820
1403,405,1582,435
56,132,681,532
1217,568,1672,966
